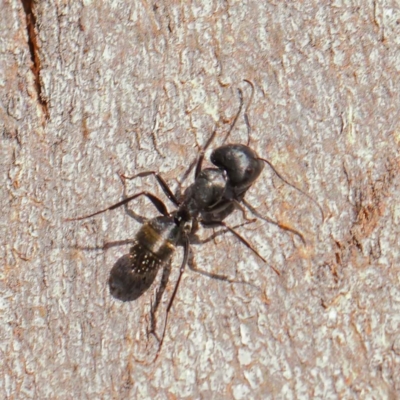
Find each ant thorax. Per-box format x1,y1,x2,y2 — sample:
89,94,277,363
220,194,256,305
180,168,228,219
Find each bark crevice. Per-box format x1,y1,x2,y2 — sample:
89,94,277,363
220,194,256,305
21,0,49,120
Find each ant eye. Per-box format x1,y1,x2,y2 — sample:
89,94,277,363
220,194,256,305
245,167,254,175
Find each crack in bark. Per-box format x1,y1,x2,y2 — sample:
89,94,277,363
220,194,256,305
21,0,49,120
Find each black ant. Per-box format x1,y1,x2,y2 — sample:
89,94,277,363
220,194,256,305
67,81,323,361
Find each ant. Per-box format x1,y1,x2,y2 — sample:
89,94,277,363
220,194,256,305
67,80,323,361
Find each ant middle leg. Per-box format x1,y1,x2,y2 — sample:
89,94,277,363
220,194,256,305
190,218,256,246
201,219,281,276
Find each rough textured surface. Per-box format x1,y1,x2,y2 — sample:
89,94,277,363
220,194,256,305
2,0,400,399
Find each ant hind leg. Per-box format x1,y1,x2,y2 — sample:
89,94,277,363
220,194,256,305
152,236,191,362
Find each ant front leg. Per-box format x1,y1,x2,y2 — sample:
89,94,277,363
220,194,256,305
241,199,307,245
66,191,170,221
120,170,180,207
205,199,255,224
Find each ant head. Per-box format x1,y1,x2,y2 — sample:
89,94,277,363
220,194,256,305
210,144,264,192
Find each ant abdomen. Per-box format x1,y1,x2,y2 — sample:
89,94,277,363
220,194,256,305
135,216,180,260
109,247,160,301
109,216,179,302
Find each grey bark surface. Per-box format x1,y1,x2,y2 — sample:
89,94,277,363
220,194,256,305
2,1,400,399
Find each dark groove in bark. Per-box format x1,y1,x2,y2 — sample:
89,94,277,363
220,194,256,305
21,0,49,120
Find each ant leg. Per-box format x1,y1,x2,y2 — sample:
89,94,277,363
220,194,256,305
201,220,281,276
65,191,169,221
192,219,256,246
120,171,180,207
153,236,190,361
147,260,172,344
104,239,137,250
258,157,325,222
241,199,307,245
233,200,256,223
187,252,230,282
204,199,255,222
187,251,257,289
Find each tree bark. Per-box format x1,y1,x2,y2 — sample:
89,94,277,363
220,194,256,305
2,0,400,398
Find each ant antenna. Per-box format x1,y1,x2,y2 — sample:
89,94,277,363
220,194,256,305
243,79,255,146
181,80,255,183
222,79,255,145
258,157,325,223
236,80,324,223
